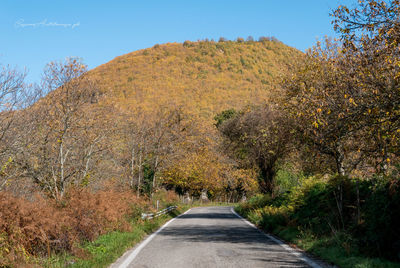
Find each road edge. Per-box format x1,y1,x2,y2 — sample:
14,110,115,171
230,207,326,268
110,208,192,268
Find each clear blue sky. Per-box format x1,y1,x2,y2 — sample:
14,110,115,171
1,0,356,83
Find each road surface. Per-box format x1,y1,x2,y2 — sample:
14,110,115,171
111,206,323,268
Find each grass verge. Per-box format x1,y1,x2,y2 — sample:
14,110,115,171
234,206,400,268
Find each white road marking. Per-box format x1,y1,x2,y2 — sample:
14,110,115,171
230,207,322,268
116,208,192,268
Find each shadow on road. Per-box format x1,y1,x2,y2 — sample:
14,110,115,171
155,208,310,267
159,224,276,245
178,212,237,220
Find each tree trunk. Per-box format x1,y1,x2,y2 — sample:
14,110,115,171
82,143,94,183
58,142,69,199
59,142,64,199
152,155,159,190
130,146,135,189
335,144,346,176
260,166,275,193
137,151,142,198
381,143,389,175
356,178,361,224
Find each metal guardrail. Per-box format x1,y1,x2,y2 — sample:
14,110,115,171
141,205,177,220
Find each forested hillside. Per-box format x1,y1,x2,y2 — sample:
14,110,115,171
85,39,301,198
91,39,298,117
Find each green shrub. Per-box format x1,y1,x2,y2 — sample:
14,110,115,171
260,206,289,231
129,203,145,221
247,193,272,208
247,208,263,226
239,173,400,262
358,177,400,260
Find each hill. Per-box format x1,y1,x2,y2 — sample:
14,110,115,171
90,39,301,119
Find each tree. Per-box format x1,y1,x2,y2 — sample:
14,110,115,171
214,108,237,128
0,64,26,153
332,0,400,171
246,36,254,42
118,105,184,197
15,58,102,199
281,2,399,176
332,0,400,45
278,1,400,224
281,38,375,176
161,148,250,200
217,105,293,193
0,64,26,190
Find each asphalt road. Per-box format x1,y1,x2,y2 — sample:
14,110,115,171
112,206,322,268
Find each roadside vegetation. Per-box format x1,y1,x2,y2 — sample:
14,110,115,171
40,204,189,268
228,1,400,266
0,188,182,267
235,173,400,267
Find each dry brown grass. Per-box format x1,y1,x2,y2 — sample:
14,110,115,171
0,188,147,266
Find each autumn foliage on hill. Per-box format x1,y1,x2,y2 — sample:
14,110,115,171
91,39,299,116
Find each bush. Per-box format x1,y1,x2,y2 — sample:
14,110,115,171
0,189,144,266
246,36,254,42
152,189,179,208
247,208,263,226
358,178,400,260
247,194,272,208
260,206,289,231
183,41,194,48
287,176,334,234
275,166,302,193
237,173,400,261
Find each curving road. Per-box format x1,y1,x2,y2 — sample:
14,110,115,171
111,206,323,268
